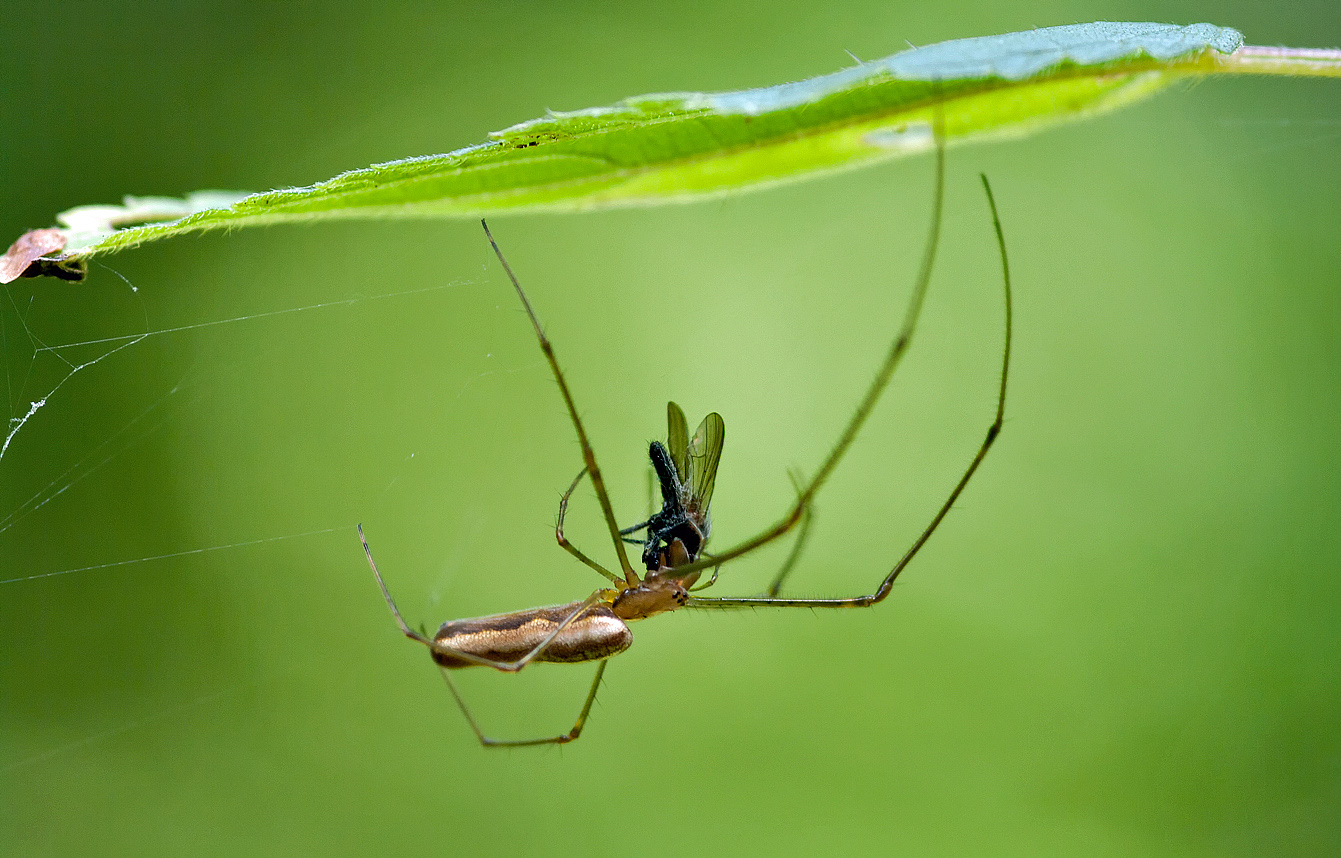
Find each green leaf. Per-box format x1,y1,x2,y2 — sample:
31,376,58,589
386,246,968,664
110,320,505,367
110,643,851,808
7,20,1338,282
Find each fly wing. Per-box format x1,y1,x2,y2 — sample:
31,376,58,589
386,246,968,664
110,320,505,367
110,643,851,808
666,401,690,483
685,411,725,514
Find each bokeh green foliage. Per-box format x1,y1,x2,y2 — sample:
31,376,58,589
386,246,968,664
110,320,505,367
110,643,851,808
3,3,1340,857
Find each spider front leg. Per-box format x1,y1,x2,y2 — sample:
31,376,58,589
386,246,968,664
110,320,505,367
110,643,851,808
689,172,1013,611
662,117,949,587
481,220,640,588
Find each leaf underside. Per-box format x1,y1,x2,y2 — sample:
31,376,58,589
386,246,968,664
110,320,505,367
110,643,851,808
5,22,1252,280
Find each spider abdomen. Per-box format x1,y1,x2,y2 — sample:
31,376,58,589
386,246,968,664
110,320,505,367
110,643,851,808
431,601,632,668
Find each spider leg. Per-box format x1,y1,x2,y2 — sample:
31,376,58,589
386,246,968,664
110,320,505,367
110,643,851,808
441,660,609,747
482,220,640,587
554,467,623,585
764,497,816,598
662,114,947,584
689,171,1012,610
688,563,721,592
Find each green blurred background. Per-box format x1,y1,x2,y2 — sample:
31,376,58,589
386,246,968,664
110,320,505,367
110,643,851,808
3,2,1339,855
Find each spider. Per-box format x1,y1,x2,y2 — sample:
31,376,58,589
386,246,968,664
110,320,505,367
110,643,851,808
359,129,1013,746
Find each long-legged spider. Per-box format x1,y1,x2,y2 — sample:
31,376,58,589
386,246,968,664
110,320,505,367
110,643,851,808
359,130,1013,747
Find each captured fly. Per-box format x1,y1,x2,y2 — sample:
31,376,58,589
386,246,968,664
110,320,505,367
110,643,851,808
620,402,724,571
